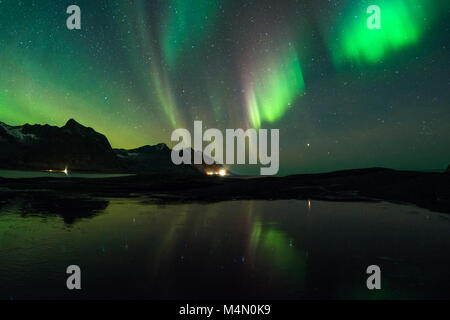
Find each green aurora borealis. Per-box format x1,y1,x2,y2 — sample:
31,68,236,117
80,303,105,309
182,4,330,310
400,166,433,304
0,0,448,174
328,0,447,67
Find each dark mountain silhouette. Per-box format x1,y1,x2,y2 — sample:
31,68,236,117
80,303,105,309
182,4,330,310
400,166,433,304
0,119,221,175
0,119,121,172
114,144,201,175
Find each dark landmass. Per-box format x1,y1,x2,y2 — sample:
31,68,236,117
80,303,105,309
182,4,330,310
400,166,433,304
1,119,448,220
0,119,218,175
0,119,121,172
1,168,449,217
114,144,200,175
114,145,222,175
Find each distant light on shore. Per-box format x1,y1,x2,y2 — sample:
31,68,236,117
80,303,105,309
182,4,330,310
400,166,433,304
43,166,69,175
206,169,228,177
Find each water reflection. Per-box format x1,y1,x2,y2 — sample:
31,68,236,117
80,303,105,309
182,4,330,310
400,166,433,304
0,198,449,299
0,193,109,224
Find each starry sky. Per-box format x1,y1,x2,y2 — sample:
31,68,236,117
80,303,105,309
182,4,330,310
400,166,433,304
0,0,448,174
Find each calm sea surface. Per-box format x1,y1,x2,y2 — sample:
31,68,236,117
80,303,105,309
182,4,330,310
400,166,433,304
0,197,449,299
0,170,133,179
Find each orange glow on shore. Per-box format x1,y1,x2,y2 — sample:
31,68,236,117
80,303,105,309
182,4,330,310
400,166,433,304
43,166,69,175
206,169,228,177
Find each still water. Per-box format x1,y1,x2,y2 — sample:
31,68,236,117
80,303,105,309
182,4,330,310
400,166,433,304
0,198,449,299
0,170,133,179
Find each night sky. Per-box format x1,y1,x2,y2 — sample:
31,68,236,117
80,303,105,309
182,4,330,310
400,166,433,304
0,0,448,174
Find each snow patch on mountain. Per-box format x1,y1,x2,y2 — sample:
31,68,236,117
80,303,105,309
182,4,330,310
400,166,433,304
0,122,37,142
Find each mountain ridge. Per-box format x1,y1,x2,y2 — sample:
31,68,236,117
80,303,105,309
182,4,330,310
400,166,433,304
0,119,217,175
